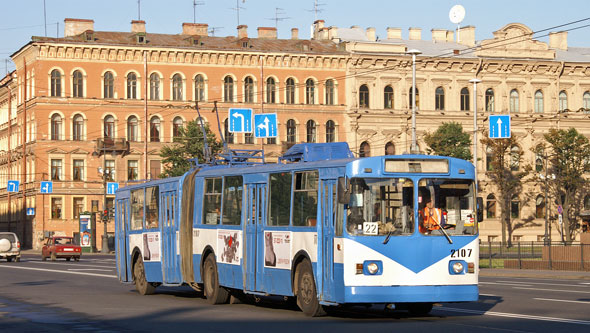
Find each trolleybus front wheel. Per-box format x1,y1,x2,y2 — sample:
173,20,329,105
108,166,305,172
203,254,229,305
296,259,326,317
133,256,155,295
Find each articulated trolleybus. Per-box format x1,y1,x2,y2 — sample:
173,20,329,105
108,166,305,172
115,142,482,316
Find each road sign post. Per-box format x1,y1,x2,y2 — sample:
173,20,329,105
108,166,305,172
489,115,511,139
40,181,53,194
254,113,278,138
7,180,19,193
107,182,119,195
228,108,253,133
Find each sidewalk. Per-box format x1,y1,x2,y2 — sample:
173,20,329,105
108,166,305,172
480,268,590,280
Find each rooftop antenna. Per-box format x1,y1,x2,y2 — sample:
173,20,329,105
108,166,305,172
231,0,247,26
208,27,224,36
43,0,47,36
137,0,141,20
307,0,325,22
194,101,211,164
266,7,290,29
449,4,466,43
193,0,205,23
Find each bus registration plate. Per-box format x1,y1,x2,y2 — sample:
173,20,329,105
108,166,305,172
363,222,378,235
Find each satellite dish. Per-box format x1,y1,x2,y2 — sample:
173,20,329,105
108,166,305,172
449,5,465,24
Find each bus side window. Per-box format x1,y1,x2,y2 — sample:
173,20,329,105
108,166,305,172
293,171,319,227
203,178,222,225
145,186,159,229
222,176,243,225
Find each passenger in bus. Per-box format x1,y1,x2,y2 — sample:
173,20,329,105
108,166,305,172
419,194,443,234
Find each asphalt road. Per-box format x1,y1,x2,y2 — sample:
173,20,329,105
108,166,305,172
1,254,589,332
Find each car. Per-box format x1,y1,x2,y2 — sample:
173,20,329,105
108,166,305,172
41,236,82,261
0,232,21,262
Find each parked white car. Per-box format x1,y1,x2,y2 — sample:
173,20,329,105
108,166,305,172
0,232,21,262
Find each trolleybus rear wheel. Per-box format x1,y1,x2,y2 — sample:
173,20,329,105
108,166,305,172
203,254,229,304
133,256,155,295
296,259,326,317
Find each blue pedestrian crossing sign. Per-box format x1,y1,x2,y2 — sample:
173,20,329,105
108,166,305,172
107,182,119,195
254,113,278,138
228,108,253,133
40,181,53,194
7,180,19,193
26,208,35,216
489,115,511,139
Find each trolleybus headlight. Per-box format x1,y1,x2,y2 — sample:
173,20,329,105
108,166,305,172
367,262,379,275
452,261,464,274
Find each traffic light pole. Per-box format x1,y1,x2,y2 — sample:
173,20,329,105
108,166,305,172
102,147,109,254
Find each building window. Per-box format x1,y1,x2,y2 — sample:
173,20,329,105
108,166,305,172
224,118,234,144
584,195,590,210
105,160,115,181
195,74,205,101
73,159,84,181
510,145,520,171
460,87,470,111
286,119,296,143
535,148,544,172
173,117,183,139
409,87,419,108
305,79,315,104
534,90,544,113
286,78,295,104
244,76,254,103
306,120,316,143
385,142,395,155
127,72,137,99
103,71,114,99
223,76,234,102
73,197,84,219
245,133,254,144
172,74,183,101
51,197,62,219
325,120,335,143
384,85,394,109
150,117,160,142
359,84,369,108
51,159,62,180
72,70,83,98
127,116,138,142
511,195,520,219
128,160,138,181
50,69,61,97
266,77,276,103
510,89,519,113
73,115,83,141
485,88,495,112
435,86,445,110
486,146,494,171
51,114,62,140
150,160,161,179
325,79,335,105
559,90,568,112
536,195,545,219
583,91,590,113
486,194,496,218
149,73,160,100
359,141,370,157
104,115,115,139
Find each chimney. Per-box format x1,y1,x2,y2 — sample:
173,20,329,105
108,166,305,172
291,28,299,40
409,27,422,40
312,20,325,39
366,27,376,41
457,26,475,46
183,23,208,36
257,27,277,39
131,20,146,33
237,25,248,39
431,29,447,42
327,26,339,40
386,27,402,39
549,31,568,50
64,18,94,37
446,30,455,42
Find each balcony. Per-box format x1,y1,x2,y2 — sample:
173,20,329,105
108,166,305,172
95,138,129,155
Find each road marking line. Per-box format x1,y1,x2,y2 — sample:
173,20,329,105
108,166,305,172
497,280,590,288
30,261,114,269
68,268,113,272
438,307,590,325
0,265,116,278
534,298,590,305
513,287,590,294
480,282,532,287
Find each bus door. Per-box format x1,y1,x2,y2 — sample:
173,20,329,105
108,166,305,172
161,191,181,284
244,182,267,292
115,199,130,282
319,180,337,301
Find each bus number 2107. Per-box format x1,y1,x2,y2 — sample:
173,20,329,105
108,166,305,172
450,248,472,258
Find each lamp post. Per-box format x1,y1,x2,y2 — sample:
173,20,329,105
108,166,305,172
407,49,421,153
543,154,549,245
102,147,109,254
469,78,482,191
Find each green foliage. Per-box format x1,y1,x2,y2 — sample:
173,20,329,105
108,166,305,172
159,120,223,178
423,122,473,161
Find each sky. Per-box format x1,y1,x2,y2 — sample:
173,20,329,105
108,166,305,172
1,0,590,74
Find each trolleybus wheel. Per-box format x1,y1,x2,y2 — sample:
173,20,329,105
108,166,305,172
408,302,433,316
296,259,326,317
203,254,229,304
133,256,155,295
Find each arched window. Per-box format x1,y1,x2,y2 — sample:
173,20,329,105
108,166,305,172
511,195,520,219
385,142,395,155
223,76,234,102
306,120,316,143
51,114,62,140
72,115,83,141
266,77,276,103
510,89,519,113
150,117,161,142
286,119,296,143
435,86,445,110
359,84,369,108
173,117,183,138
104,115,115,139
325,120,335,143
305,79,315,104
510,145,520,171
224,118,234,144
460,87,470,111
359,141,370,157
384,85,394,109
103,71,114,99
534,90,544,113
127,72,137,99
172,74,183,101
584,91,590,113
486,146,494,171
244,76,254,103
559,90,568,111
149,73,160,100
245,132,254,144
536,195,545,219
486,194,496,218
50,70,61,97
485,88,495,112
409,87,419,108
325,79,335,105
194,74,205,102
286,78,296,104
127,116,138,142
72,70,83,98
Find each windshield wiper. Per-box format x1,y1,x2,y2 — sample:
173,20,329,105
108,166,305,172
383,230,394,244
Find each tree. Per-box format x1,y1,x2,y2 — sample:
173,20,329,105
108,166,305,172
159,120,223,178
423,122,472,161
543,128,590,243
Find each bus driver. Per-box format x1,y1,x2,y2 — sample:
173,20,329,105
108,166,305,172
419,193,443,234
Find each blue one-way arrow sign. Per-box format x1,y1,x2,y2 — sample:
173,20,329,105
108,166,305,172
489,115,511,139
7,180,19,193
254,113,278,138
40,181,53,194
228,108,253,133
107,182,119,195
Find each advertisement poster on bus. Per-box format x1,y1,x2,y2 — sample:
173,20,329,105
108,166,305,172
264,231,291,269
142,232,161,262
217,230,242,265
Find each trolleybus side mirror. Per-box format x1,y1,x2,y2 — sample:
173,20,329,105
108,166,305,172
337,177,350,204
476,197,484,222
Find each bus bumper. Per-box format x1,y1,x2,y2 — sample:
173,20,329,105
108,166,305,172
343,284,478,303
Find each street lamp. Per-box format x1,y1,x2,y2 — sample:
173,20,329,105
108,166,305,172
407,49,421,154
469,78,482,191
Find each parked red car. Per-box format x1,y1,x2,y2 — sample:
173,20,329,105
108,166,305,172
42,237,82,261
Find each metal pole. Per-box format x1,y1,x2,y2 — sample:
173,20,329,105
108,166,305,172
102,148,108,253
469,79,481,191
144,52,148,180
22,59,27,248
544,154,549,245
407,49,421,153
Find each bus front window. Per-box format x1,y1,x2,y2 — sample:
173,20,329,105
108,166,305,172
346,178,414,236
